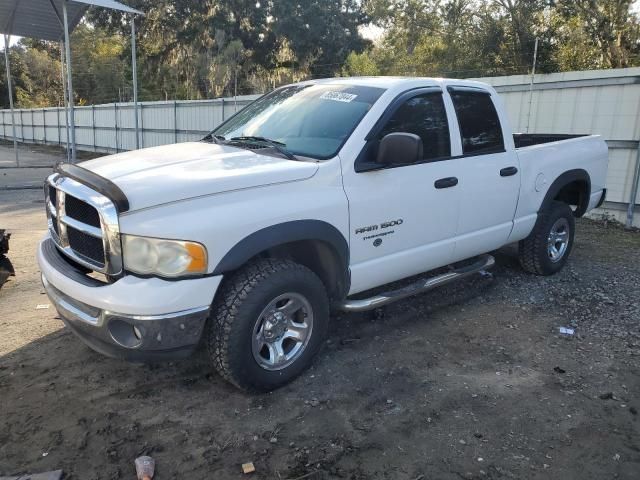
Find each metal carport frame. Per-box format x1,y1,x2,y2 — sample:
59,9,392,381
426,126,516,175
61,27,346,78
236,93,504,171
1,0,143,165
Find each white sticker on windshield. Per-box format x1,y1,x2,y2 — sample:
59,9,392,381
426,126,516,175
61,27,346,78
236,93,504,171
320,91,358,103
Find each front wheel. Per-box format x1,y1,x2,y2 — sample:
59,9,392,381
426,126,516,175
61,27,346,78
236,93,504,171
518,200,575,275
207,258,329,392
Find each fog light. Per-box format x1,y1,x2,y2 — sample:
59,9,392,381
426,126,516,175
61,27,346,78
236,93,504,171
108,319,143,348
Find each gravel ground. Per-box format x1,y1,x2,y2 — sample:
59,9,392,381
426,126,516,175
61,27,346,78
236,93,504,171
0,185,639,480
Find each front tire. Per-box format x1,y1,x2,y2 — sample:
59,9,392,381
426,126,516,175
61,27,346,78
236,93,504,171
518,200,575,275
207,258,329,392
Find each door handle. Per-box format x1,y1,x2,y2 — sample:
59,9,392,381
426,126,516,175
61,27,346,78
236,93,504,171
500,166,518,177
434,177,459,189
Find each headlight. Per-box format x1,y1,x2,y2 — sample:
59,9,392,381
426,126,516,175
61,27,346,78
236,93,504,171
122,235,208,278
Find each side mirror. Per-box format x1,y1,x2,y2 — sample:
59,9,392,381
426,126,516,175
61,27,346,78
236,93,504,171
376,132,423,165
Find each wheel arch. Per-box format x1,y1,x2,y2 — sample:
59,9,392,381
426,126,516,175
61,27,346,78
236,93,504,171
540,169,591,217
212,220,350,300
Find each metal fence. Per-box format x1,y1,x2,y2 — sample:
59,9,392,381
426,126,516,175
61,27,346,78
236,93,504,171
471,67,640,227
1,68,639,227
0,94,260,154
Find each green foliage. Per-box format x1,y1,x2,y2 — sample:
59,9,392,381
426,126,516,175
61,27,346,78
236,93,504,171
70,25,128,104
553,0,640,69
1,26,126,108
89,0,369,100
1,41,64,108
360,0,553,77
342,51,381,76
1,0,639,108
359,0,640,77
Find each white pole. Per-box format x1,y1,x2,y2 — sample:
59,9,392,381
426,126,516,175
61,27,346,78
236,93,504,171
234,67,238,112
525,37,539,134
131,15,140,149
3,34,19,167
60,40,70,162
62,0,76,162
627,141,640,228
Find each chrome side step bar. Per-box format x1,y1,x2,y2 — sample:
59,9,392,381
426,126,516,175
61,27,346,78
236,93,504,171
335,254,495,312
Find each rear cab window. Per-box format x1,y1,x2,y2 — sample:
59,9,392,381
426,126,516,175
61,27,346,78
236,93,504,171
448,89,505,155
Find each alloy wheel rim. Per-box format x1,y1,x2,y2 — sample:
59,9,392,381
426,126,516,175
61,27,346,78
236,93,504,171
547,217,570,263
251,292,314,371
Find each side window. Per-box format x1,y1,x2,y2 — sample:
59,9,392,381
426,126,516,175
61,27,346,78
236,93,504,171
449,90,504,155
379,93,451,161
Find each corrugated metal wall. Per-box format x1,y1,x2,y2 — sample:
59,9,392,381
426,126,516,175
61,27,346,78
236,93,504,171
0,95,259,154
2,68,639,226
473,67,640,227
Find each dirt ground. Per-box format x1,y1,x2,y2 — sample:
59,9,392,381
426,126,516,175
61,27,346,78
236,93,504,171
1,170,640,479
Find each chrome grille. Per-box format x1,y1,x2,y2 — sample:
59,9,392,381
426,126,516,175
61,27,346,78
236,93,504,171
65,194,101,228
48,185,57,208
45,173,123,276
67,226,105,262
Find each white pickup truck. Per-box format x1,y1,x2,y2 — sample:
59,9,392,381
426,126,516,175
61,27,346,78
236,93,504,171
38,77,608,391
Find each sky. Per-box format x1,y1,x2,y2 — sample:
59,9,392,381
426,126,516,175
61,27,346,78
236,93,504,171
360,23,384,42
0,35,20,50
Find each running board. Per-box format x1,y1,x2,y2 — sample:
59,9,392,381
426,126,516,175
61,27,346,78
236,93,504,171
335,254,495,312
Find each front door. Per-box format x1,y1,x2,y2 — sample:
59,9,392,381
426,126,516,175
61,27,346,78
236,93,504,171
342,89,462,295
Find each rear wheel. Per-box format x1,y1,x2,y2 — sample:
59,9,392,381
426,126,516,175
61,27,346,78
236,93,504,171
207,258,329,392
519,201,575,275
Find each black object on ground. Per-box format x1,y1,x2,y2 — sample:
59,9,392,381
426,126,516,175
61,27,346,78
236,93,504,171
0,230,14,288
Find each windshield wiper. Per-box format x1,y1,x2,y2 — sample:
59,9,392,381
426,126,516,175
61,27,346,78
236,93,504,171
202,133,226,144
228,136,297,160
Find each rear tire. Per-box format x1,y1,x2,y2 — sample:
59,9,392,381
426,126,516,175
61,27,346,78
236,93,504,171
518,201,575,275
207,258,329,392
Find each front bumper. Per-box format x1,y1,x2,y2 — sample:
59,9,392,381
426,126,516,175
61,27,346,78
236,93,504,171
38,236,222,361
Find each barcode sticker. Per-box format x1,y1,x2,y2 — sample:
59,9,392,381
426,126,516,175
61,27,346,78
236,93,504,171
319,91,358,103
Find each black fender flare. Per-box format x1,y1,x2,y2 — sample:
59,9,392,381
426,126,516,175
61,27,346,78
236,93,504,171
539,169,591,217
212,219,350,287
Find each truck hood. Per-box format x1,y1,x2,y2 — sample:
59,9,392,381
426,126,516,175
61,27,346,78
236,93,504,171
79,142,318,211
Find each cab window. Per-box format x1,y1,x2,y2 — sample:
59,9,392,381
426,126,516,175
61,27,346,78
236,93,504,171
449,90,504,155
379,93,451,162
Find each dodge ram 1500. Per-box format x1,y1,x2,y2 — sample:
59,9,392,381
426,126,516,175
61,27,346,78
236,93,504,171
38,77,608,391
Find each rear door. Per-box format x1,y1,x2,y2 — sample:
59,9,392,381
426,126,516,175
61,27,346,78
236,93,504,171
446,86,521,260
342,88,463,294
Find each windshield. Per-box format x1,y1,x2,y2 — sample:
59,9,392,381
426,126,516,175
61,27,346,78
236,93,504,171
212,84,385,159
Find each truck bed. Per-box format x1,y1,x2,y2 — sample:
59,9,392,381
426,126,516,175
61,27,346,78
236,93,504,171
513,133,588,149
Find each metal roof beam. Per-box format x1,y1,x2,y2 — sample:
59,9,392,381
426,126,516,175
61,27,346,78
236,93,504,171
48,0,64,28
3,0,19,34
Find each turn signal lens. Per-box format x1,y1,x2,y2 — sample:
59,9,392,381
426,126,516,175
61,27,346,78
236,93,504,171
185,242,208,272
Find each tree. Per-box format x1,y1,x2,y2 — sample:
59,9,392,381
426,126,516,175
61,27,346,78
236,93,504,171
342,51,381,76
4,0,640,108
491,0,550,70
69,25,127,104
1,47,28,109
555,0,640,69
1,41,63,109
359,0,639,78
89,0,370,97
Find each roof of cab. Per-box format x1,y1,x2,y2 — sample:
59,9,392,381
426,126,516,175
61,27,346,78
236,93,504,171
299,76,494,93
300,76,440,88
